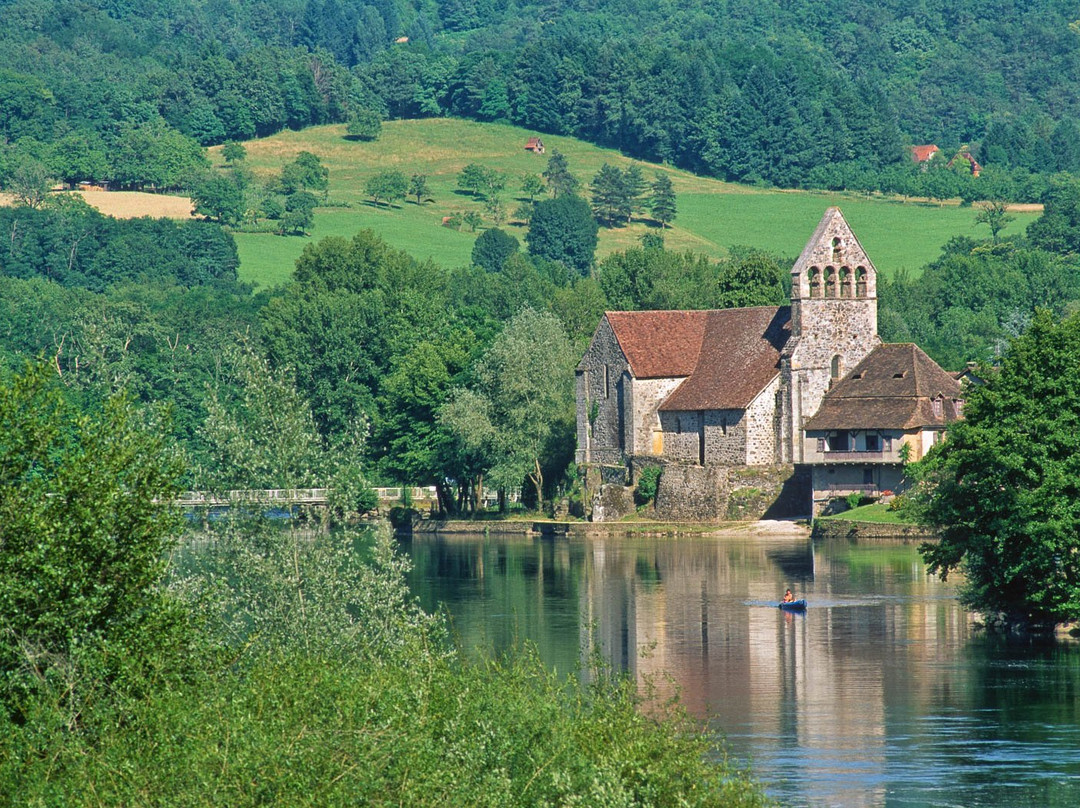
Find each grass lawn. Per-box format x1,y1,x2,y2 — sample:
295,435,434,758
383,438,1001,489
818,503,912,524
220,119,1040,290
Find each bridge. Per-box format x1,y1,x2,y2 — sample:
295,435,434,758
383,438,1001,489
174,487,439,508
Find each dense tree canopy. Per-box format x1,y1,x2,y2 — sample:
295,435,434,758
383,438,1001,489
910,311,1080,628
3,0,1080,197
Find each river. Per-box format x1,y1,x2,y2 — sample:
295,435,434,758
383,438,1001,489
401,526,1080,808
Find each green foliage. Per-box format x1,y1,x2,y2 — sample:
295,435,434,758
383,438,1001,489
910,311,1080,628
974,199,1015,243
221,141,247,164
635,465,662,505
0,204,239,290
442,307,576,507
526,194,598,276
650,172,677,228
879,238,1080,369
365,169,408,207
471,226,520,272
192,172,246,225
590,162,632,227
543,149,579,198
2,522,770,807
408,172,429,205
1028,175,1080,255
0,363,190,721
200,341,328,490
279,151,329,197
4,158,53,208
346,109,383,141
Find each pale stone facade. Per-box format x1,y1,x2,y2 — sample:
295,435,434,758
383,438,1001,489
573,207,955,521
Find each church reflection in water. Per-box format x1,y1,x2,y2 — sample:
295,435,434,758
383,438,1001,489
403,529,1057,808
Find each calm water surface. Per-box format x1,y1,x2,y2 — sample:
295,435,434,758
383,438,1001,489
402,528,1080,808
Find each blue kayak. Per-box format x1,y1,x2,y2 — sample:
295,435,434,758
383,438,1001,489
779,599,807,611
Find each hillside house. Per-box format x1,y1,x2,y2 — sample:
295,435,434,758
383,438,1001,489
947,149,982,177
576,207,962,518
910,144,940,166
525,137,545,154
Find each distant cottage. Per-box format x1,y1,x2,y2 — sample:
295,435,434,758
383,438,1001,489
525,137,545,154
910,144,940,165
575,207,964,519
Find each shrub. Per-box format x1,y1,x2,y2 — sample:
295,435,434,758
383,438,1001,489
635,465,662,505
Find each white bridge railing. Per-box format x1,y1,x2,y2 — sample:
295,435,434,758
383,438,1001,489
175,486,439,507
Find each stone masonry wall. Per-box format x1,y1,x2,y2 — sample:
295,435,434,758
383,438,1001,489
651,462,810,522
744,376,780,465
633,377,685,455
657,410,700,463
576,317,631,465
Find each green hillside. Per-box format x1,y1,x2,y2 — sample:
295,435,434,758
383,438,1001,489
225,119,1037,289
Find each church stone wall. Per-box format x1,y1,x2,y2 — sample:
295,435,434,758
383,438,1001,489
657,410,700,463
576,318,631,465
633,377,685,455
745,376,781,465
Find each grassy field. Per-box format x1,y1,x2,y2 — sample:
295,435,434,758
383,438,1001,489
213,118,1036,289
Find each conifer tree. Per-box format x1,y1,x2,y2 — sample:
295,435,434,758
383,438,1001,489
543,149,579,198
649,172,677,228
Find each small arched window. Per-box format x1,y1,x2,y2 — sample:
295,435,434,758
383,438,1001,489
831,237,842,263
824,266,837,298
809,266,822,298
831,354,843,380
855,266,867,298
839,267,852,298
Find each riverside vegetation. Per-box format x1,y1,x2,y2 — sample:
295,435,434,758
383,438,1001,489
0,363,771,806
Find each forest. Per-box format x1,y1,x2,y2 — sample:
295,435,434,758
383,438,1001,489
3,0,1080,198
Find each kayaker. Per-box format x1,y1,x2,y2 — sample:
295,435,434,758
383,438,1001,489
783,589,795,603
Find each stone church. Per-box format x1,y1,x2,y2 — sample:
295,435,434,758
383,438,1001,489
575,207,963,519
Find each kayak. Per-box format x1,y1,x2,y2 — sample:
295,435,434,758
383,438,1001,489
779,599,807,611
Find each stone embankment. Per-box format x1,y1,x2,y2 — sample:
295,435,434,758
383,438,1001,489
811,519,936,540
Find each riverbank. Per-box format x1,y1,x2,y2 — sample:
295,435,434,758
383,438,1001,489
404,517,812,539
811,518,936,540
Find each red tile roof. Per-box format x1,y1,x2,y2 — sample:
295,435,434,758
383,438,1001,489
605,310,709,378
910,144,940,163
603,308,792,409
661,307,791,411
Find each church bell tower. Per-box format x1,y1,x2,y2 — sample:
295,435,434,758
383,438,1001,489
778,207,880,463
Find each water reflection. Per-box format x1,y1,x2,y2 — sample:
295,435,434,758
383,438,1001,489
403,530,1080,807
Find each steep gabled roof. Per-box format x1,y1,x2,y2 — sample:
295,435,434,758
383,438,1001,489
804,343,964,431
601,308,792,410
790,206,875,280
604,310,710,378
659,307,791,411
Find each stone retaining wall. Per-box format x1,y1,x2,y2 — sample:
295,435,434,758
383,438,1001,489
811,519,936,540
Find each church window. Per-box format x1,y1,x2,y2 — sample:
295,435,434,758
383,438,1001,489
831,354,843,380
824,267,837,298
603,366,610,398
856,267,867,298
832,237,842,263
839,267,852,298
809,266,822,298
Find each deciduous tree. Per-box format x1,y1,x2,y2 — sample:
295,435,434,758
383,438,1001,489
909,310,1080,629
526,194,597,276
